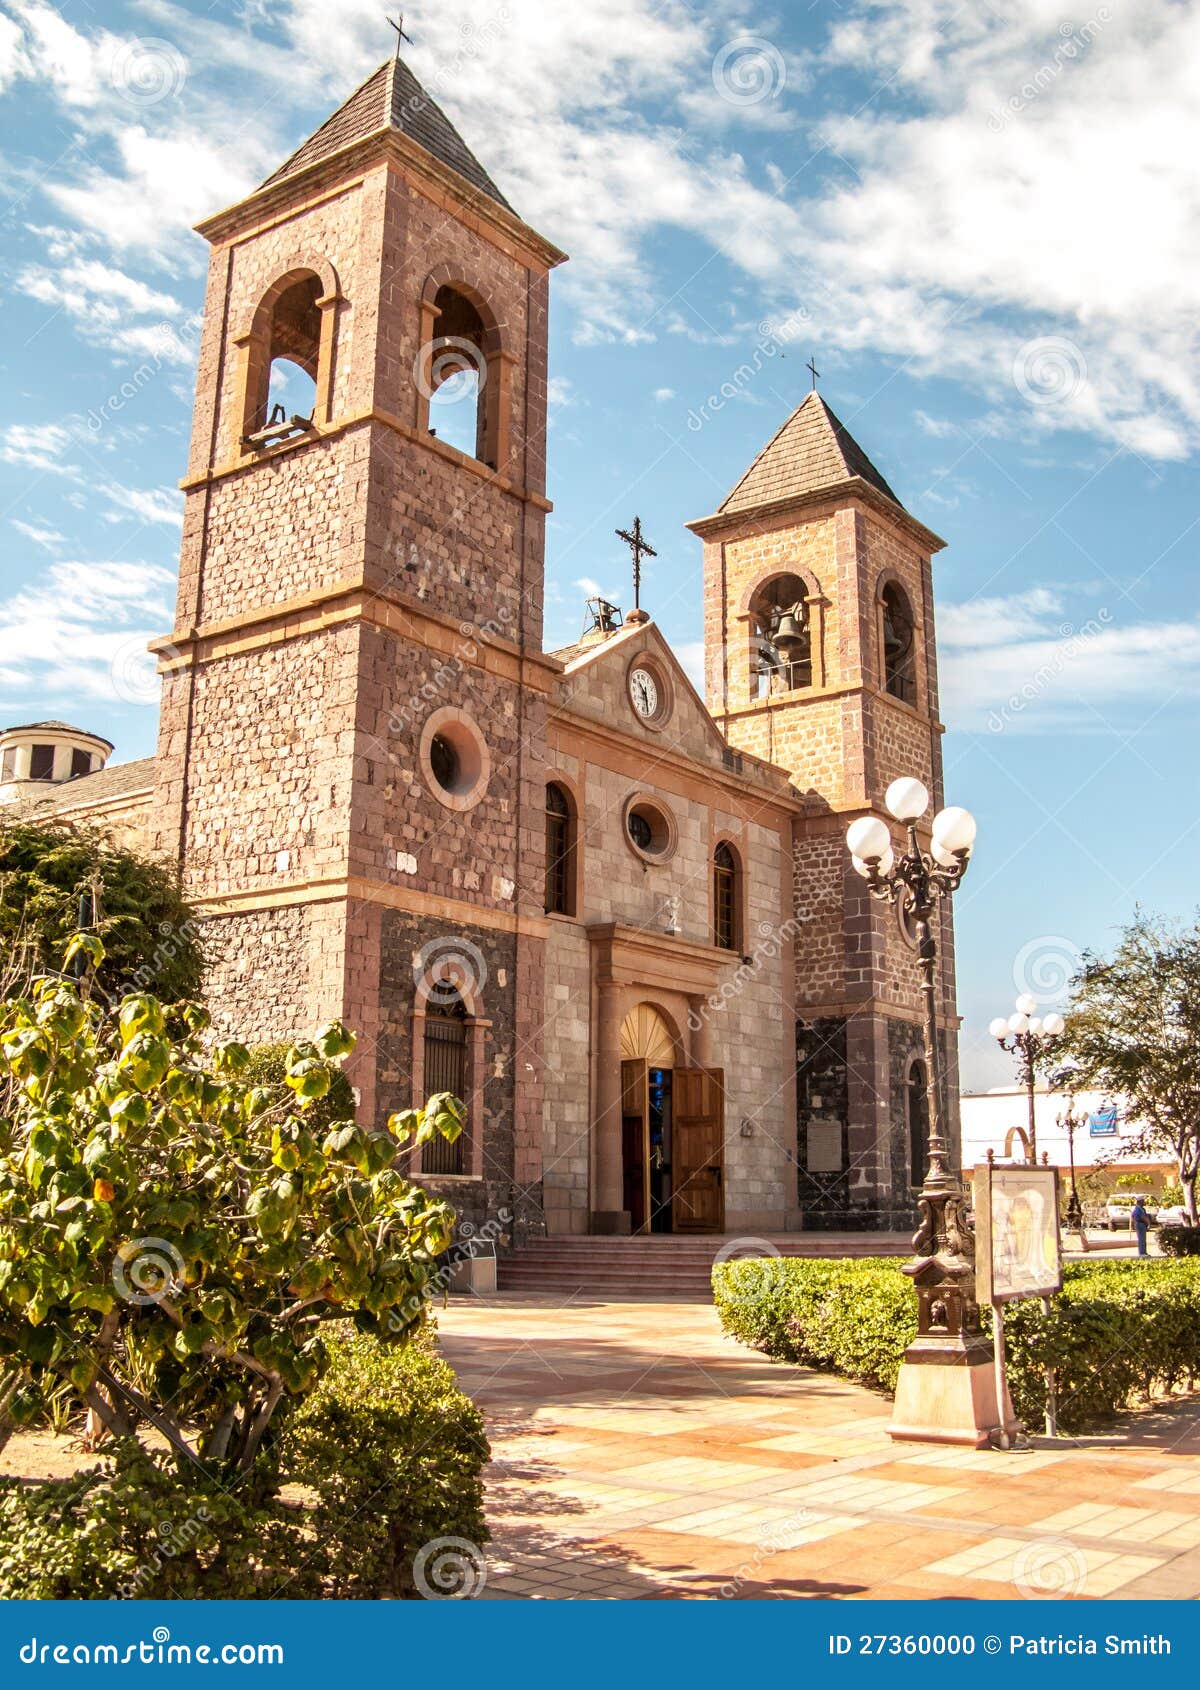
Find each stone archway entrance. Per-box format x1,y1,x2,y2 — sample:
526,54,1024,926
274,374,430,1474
618,1003,725,1237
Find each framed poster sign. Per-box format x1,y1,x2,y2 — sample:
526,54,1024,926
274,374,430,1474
973,1162,1062,1304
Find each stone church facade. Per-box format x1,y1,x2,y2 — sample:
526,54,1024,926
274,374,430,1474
6,57,960,1238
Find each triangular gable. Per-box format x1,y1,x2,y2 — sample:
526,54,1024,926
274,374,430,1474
553,619,790,787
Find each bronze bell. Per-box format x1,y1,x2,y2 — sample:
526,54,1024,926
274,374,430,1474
771,602,807,658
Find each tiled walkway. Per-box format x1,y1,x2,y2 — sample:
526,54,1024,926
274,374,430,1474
437,1294,1200,1600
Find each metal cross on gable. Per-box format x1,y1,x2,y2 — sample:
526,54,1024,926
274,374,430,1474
387,14,413,55
806,355,820,391
615,516,657,615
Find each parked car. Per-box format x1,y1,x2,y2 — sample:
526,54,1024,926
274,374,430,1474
1155,1203,1190,1227
1103,1192,1152,1230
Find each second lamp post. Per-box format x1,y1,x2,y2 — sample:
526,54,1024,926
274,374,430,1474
988,996,1065,1163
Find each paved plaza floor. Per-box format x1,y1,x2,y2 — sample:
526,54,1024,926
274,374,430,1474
437,1294,1200,1601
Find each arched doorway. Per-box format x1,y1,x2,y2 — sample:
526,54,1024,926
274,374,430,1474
618,1005,725,1235
620,1005,676,1234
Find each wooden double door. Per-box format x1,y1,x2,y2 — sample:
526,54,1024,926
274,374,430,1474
620,1060,725,1234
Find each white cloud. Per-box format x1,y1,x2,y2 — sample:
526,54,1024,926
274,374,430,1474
0,422,74,471
99,483,183,527
15,259,194,363
939,588,1200,733
0,558,175,705
675,638,706,694
11,518,65,549
653,387,676,402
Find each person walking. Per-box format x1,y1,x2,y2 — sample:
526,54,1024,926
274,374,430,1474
1131,1196,1149,1259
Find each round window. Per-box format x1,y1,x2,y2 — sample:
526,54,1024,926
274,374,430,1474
628,811,653,851
623,796,676,863
419,709,490,812
429,732,459,793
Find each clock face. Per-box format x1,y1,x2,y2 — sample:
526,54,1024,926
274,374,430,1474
629,667,659,719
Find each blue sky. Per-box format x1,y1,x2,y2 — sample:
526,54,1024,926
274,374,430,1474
1,0,1198,1090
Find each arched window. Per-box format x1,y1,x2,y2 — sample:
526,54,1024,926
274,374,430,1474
238,263,338,451
423,284,494,465
749,573,812,697
881,582,917,705
545,781,576,916
713,841,740,952
906,1057,929,1187
421,984,467,1176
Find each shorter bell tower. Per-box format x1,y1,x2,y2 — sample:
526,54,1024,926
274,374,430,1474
689,391,961,1227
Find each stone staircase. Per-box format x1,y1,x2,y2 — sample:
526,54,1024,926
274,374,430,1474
495,1233,911,1301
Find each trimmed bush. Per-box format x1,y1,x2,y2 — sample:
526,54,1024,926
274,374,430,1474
280,1330,489,1599
713,1256,1200,1434
1159,1224,1200,1257
0,1334,488,1599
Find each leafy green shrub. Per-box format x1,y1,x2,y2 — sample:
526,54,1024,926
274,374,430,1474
240,1042,355,1136
0,817,204,1003
0,1335,488,1599
713,1256,1200,1434
1159,1224,1200,1257
280,1331,489,1598
0,1440,319,1599
0,938,465,1476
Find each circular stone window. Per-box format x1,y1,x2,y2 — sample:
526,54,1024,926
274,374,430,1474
623,794,677,864
419,708,491,812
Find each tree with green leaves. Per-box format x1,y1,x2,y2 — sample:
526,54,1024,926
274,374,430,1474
0,934,466,1476
0,816,204,1002
1055,913,1200,1223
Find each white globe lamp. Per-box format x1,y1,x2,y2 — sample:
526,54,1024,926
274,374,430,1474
886,777,929,822
845,815,891,862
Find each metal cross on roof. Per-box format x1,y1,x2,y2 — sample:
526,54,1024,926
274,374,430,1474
387,14,413,55
615,516,657,615
806,355,820,391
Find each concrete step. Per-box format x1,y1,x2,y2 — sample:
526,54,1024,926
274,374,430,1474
494,1232,911,1301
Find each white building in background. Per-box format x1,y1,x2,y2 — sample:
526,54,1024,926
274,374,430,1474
960,1087,1174,1178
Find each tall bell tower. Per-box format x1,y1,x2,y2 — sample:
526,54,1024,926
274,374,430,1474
689,392,961,1227
152,55,566,1235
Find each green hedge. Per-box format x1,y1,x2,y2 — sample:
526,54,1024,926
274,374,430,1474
0,1332,487,1599
1160,1225,1200,1257
713,1256,1200,1435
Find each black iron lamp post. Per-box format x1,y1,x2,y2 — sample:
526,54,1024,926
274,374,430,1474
1057,1098,1085,1231
845,778,984,1393
988,998,1065,1163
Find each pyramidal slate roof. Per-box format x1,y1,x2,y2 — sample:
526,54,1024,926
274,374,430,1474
260,56,514,212
718,391,905,516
